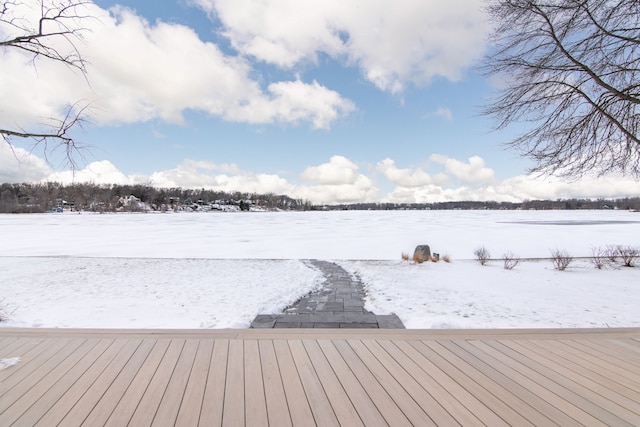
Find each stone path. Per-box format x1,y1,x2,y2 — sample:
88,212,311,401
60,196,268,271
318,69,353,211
250,260,405,329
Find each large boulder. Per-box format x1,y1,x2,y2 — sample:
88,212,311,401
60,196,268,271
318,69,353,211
413,245,431,262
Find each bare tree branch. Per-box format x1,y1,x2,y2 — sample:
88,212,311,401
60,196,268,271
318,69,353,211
1,0,93,167
481,0,640,177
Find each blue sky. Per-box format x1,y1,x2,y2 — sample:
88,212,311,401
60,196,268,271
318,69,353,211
1,0,638,204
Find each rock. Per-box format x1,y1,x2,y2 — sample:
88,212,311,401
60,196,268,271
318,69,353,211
413,245,431,261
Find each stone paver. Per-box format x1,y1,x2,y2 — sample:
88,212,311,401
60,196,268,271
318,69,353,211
250,260,405,329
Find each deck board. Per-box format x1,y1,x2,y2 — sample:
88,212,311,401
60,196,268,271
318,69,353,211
175,339,214,426
0,327,638,426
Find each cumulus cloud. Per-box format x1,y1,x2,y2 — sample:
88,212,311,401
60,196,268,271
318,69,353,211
148,160,293,195
0,1,354,132
45,160,143,185
293,174,379,205
5,143,640,205
193,0,490,93
430,154,497,185
300,155,360,185
376,158,447,187
0,143,52,183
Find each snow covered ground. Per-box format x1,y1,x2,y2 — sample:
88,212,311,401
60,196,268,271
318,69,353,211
1,210,639,329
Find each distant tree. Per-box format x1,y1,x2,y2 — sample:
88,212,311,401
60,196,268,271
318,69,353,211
482,0,640,177
1,0,92,166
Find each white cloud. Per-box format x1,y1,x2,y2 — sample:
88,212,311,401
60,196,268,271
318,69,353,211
426,107,453,121
0,143,52,183
194,0,490,93
300,155,360,185
5,145,640,205
0,1,354,133
376,158,447,187
45,160,141,185
430,154,497,185
293,174,379,205
148,161,293,195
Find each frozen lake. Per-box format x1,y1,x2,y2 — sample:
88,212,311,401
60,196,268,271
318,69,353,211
2,209,639,260
1,210,639,329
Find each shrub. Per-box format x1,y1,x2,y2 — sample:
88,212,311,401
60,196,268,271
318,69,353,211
550,249,573,271
605,244,619,262
473,246,491,265
590,246,607,269
401,252,410,262
502,251,521,270
442,254,451,263
618,245,639,267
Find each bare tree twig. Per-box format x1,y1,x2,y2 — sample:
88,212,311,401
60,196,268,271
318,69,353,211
481,0,640,177
1,0,94,167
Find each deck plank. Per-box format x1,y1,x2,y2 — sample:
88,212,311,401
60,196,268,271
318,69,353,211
175,339,214,426
102,338,171,426
288,339,340,427
336,339,433,426
244,339,268,427
8,339,111,427
0,328,637,426
199,338,229,427
272,339,315,427
0,338,70,392
124,339,185,427
473,339,614,426
409,340,535,426
58,338,147,426
533,338,640,393
398,341,508,426
302,339,364,426
82,338,161,426
152,339,201,427
0,338,86,418
506,338,640,401
435,339,559,425
454,339,585,426
258,340,293,427
34,338,130,426
316,339,388,426
496,339,640,424
222,338,245,427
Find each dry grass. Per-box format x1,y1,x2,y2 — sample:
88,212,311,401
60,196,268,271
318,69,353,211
401,252,410,261
442,254,451,263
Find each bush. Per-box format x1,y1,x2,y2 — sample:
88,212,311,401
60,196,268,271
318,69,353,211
502,251,521,270
605,244,619,262
401,252,410,262
473,246,491,265
442,254,451,263
590,246,607,269
550,249,573,271
618,245,639,267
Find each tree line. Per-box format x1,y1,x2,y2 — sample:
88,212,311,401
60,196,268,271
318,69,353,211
2,181,639,213
0,182,311,213
317,198,640,211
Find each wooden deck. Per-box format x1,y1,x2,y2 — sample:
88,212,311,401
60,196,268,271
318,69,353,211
1,327,639,426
